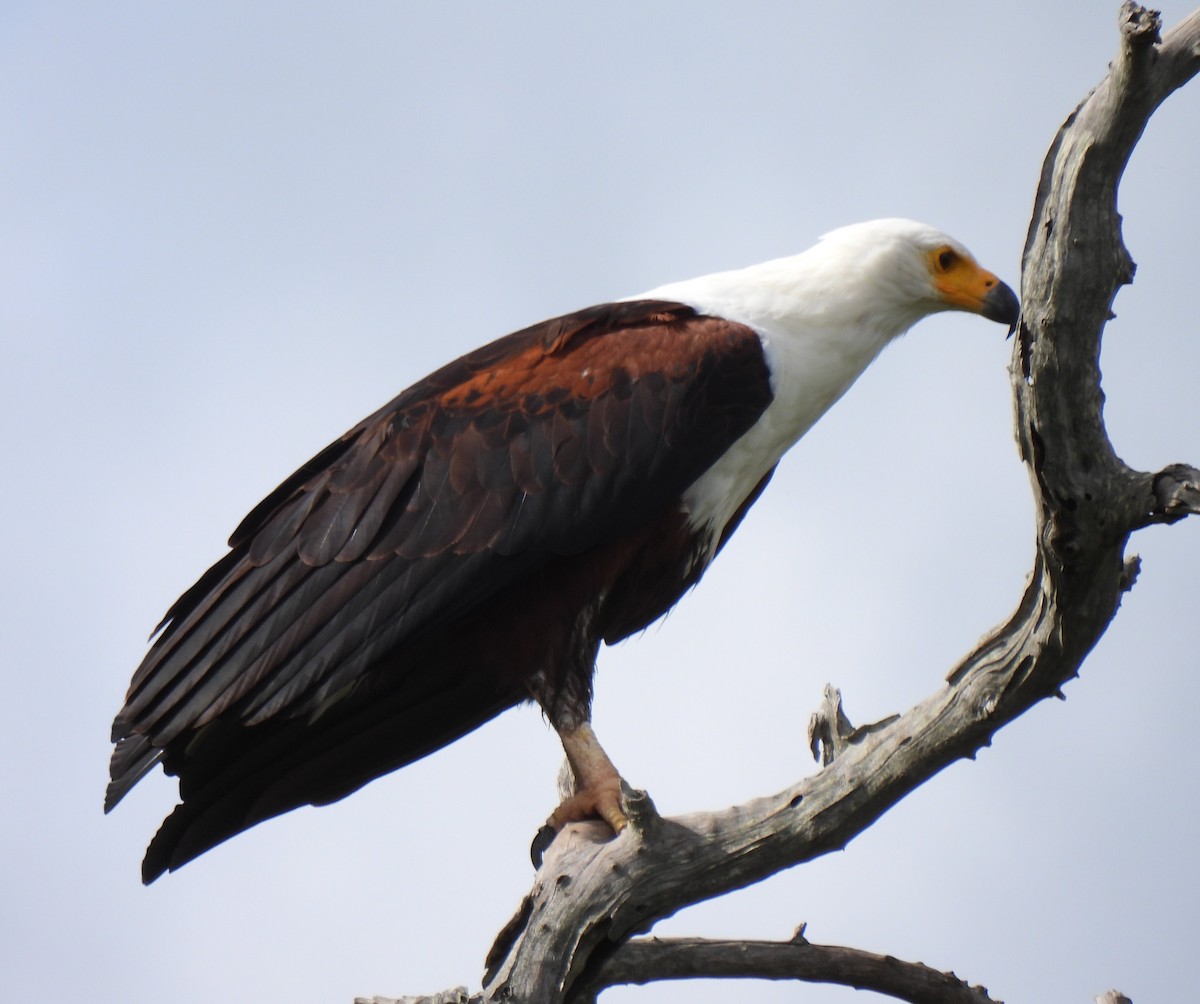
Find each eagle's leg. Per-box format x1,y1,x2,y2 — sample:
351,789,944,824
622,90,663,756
548,721,627,834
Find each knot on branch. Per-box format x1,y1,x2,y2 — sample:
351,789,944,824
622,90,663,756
807,685,898,766
1140,463,1200,526
1119,2,1162,47
1120,554,1141,593
621,782,661,838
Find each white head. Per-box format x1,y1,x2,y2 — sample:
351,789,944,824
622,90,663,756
806,218,1018,333
641,217,1018,343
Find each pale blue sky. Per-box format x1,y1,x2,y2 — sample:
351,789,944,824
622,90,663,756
2,3,1198,1002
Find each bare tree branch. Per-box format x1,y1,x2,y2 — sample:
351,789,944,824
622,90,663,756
590,930,998,1004
357,992,470,1004
370,5,1200,1001
360,930,1000,1004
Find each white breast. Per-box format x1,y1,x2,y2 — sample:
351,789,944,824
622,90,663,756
682,316,896,556
636,254,916,562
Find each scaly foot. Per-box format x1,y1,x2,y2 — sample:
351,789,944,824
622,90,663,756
531,776,627,868
530,721,628,867
548,774,627,834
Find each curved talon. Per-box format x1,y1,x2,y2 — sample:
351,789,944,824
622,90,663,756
530,824,557,868
599,802,629,834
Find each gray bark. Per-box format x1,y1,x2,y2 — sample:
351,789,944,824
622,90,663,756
363,4,1200,1002
585,929,997,1003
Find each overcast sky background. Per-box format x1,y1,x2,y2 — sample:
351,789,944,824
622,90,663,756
3,3,1198,1002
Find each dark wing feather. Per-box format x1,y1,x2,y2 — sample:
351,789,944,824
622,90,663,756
109,300,774,875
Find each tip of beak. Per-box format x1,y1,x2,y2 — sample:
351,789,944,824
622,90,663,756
981,280,1020,333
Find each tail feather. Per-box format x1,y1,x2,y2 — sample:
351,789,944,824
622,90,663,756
140,668,517,883
105,734,164,813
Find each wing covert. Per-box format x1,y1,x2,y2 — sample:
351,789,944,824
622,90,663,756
109,300,773,806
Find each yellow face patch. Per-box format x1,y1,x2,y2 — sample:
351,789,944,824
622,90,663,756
928,245,1006,314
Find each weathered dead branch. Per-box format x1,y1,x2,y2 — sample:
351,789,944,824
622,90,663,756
587,929,998,1004
369,5,1200,1001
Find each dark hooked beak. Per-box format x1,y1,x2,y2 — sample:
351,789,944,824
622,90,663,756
981,279,1020,336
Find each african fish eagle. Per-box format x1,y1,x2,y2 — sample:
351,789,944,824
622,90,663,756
107,218,1019,882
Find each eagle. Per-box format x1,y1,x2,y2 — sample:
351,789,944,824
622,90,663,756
107,218,1019,882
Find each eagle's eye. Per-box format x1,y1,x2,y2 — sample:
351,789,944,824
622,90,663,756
936,248,958,271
